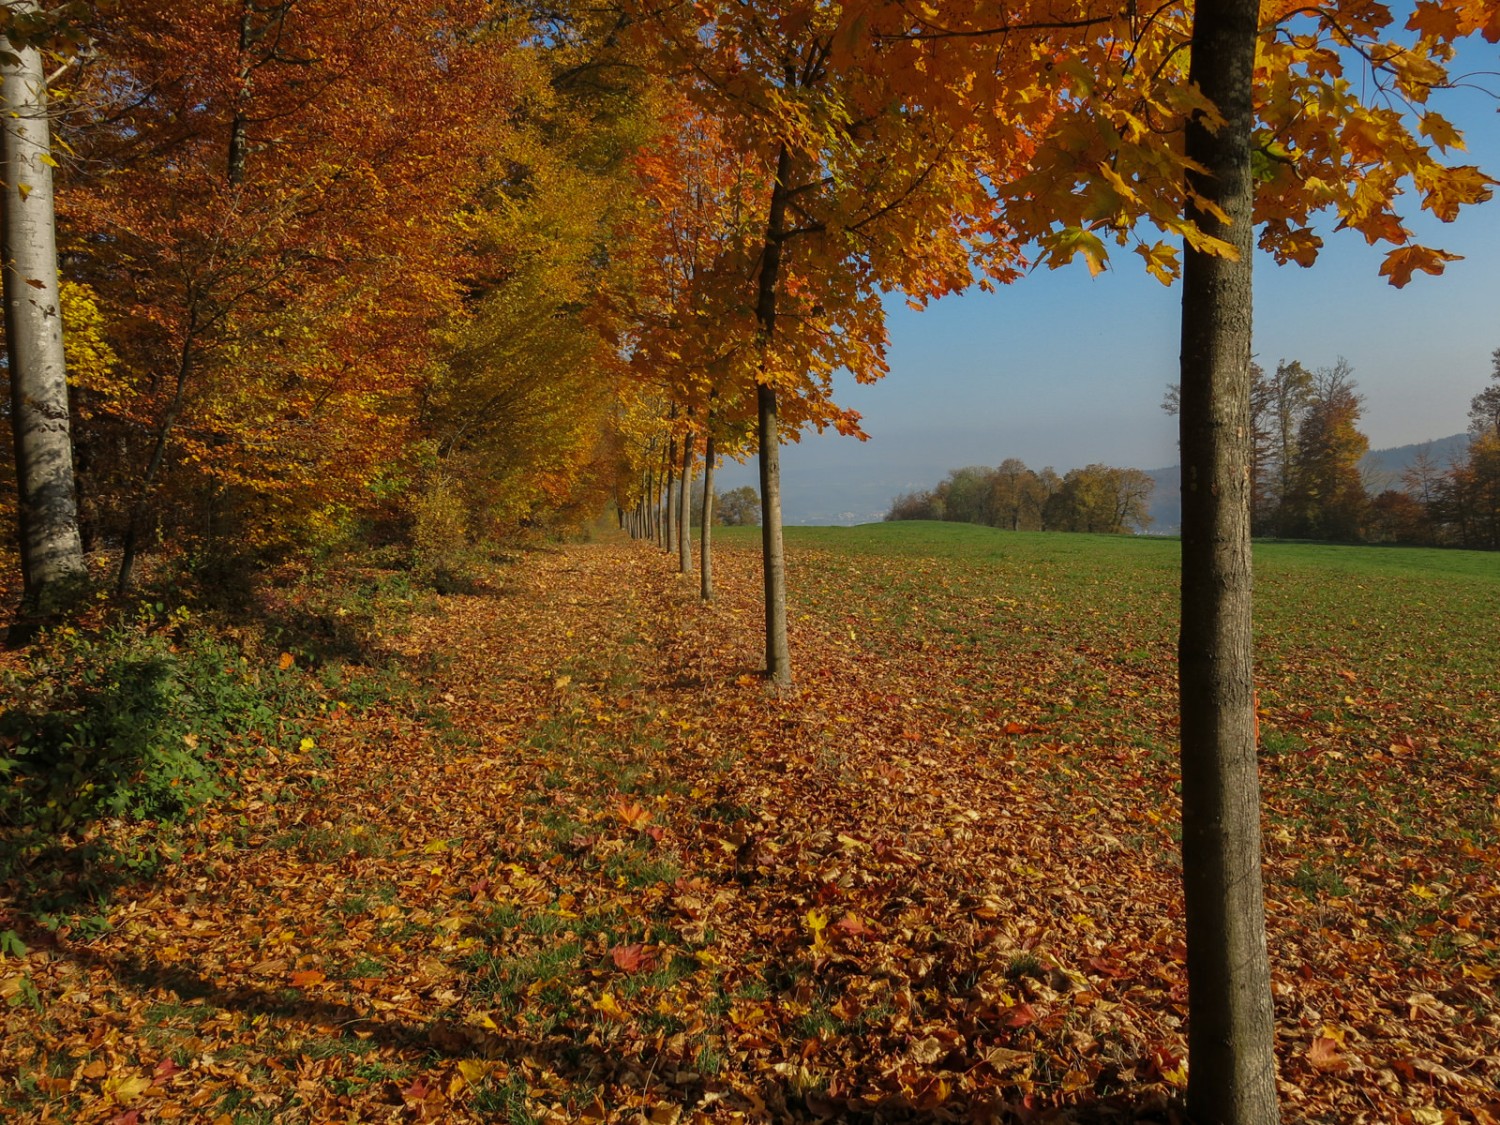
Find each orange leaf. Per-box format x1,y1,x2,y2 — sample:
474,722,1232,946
290,969,326,987
609,943,657,973
1308,1036,1349,1071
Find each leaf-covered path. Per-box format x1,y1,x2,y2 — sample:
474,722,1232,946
4,536,1498,1123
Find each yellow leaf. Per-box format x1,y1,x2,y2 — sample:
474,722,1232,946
278,652,295,670
457,1059,492,1085
1134,240,1180,285
108,1073,152,1103
1043,227,1109,277
1419,111,1464,151
593,991,627,1020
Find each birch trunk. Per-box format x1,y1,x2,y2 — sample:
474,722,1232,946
1179,0,1281,1120
2,4,86,610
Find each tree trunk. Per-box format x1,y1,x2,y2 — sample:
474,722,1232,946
117,326,196,593
227,0,255,186
664,435,677,554
700,429,716,602
2,6,87,611
677,428,693,574
754,144,793,683
1178,1,1281,1121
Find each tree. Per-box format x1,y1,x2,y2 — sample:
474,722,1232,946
1279,360,1370,541
1043,465,1154,534
936,466,996,526
1176,0,1280,1119
1260,361,1313,536
1367,489,1431,545
716,486,759,527
1469,347,1500,439
62,0,519,588
992,458,1047,532
2,0,86,610
623,0,1017,684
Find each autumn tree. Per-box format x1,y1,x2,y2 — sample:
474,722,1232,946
1469,347,1500,439
622,0,1015,683
715,486,760,527
1278,360,1370,541
1173,0,1282,1115
992,457,1050,532
60,0,519,588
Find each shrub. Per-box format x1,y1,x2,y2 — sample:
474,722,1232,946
0,606,315,832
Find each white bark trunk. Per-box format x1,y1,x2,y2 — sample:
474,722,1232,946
3,3,85,609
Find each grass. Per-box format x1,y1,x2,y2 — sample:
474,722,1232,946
6,523,1494,1124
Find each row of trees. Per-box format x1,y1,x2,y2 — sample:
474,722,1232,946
887,460,1154,534
6,0,1498,1119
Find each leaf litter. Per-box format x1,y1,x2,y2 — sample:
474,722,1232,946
2,537,1497,1123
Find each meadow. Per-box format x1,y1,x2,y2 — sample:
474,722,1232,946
2,523,1496,1122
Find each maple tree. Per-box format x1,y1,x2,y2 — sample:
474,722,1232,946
620,0,1010,683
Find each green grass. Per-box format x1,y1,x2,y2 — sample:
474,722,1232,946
718,518,1500,866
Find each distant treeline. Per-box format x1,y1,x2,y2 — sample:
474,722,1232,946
886,460,1154,535
1171,354,1500,549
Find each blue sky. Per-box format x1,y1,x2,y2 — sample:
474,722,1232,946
718,37,1500,523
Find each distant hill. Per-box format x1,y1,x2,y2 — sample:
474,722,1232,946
1144,433,1470,533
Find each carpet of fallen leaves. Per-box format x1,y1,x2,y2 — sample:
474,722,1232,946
3,533,1498,1124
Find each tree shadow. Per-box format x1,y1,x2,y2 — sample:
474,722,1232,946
5,931,1192,1125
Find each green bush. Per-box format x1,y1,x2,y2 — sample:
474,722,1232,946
0,606,315,832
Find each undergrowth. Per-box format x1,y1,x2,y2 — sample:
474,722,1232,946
0,604,318,835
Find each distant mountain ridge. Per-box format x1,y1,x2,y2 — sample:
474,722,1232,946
1144,432,1470,534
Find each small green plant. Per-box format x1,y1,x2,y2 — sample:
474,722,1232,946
0,606,316,833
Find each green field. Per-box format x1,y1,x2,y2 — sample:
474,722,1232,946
726,518,1500,845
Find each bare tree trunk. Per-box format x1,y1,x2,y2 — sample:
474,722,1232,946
1179,0,1281,1121
754,144,793,683
227,0,255,186
117,325,196,593
700,429,716,602
677,428,693,573
2,6,86,611
664,434,677,554
648,470,656,543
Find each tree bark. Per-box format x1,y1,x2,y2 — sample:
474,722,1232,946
1178,1,1281,1121
664,434,677,554
754,144,793,683
2,4,87,611
227,0,255,186
677,428,693,573
700,429,715,602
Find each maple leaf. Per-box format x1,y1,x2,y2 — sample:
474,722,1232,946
1040,227,1109,277
608,943,657,973
1378,245,1461,287
615,800,652,829
1308,1035,1349,1071
1134,241,1180,285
